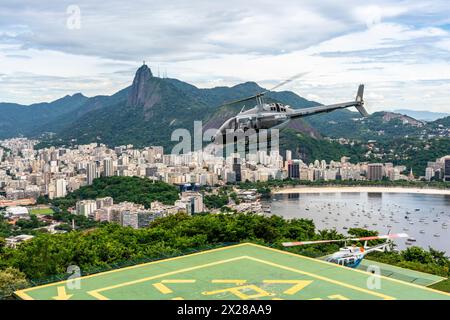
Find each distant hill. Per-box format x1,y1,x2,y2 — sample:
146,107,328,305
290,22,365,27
1,65,449,170
433,116,450,127
393,109,449,122
0,93,88,138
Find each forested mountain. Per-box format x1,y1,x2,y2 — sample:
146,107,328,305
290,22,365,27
0,93,88,138
1,65,449,171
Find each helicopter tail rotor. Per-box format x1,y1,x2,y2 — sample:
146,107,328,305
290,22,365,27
355,84,369,117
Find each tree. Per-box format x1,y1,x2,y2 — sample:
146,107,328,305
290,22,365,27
401,246,433,264
0,268,28,298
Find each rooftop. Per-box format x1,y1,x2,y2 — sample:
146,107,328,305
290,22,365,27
15,243,450,300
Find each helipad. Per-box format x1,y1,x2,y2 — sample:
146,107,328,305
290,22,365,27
15,243,450,300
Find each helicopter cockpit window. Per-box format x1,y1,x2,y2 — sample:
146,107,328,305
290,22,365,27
220,118,237,132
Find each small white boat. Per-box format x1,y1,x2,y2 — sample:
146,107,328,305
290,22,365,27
407,237,416,242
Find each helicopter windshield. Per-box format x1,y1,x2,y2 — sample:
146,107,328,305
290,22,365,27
219,117,237,133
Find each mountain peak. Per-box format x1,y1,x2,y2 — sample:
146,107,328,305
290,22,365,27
127,64,157,107
136,64,153,78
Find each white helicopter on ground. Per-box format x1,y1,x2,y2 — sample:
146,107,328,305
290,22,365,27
211,74,369,144
282,233,408,269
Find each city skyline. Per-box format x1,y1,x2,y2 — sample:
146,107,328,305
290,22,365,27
1,137,448,207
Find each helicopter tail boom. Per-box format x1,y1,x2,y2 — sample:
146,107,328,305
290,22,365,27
288,84,369,119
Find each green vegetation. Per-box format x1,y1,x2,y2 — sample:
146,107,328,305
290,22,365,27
203,188,235,209
280,129,369,164
0,268,28,298
377,137,450,176
52,208,101,231
51,176,179,209
430,279,450,292
14,215,48,230
203,194,229,209
367,246,450,278
0,215,50,238
0,216,13,238
29,208,54,215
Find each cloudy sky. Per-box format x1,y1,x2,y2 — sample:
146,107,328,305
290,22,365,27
1,0,450,112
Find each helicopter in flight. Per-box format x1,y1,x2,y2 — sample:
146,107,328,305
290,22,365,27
282,233,408,269
211,74,369,144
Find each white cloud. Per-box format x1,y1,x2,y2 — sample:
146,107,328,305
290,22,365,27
0,0,449,113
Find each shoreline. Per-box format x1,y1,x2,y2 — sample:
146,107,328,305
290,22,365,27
274,186,450,196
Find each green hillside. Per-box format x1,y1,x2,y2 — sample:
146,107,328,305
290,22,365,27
51,176,179,209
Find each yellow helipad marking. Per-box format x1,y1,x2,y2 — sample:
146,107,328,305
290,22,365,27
246,256,394,300
163,279,196,284
15,291,34,300
88,255,394,300
203,284,273,300
87,256,246,300
52,286,73,300
329,294,350,300
153,280,196,294
262,280,313,295
153,283,172,294
15,243,251,299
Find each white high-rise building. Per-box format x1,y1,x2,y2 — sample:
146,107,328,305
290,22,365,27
103,158,114,177
76,200,97,217
55,178,67,198
425,167,434,181
87,162,97,185
285,150,292,162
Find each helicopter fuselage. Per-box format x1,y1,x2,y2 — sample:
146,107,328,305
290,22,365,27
325,243,389,268
211,103,292,144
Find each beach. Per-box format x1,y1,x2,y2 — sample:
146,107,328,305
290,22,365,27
274,186,450,195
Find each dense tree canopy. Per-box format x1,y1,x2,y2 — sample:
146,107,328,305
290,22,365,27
0,268,28,298
52,176,180,209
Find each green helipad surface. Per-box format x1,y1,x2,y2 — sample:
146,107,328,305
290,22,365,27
357,259,445,286
15,243,450,300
